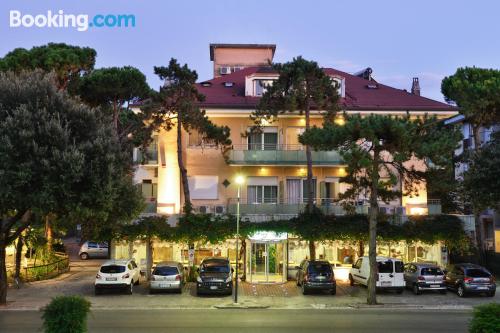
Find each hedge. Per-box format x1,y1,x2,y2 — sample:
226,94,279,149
117,211,469,251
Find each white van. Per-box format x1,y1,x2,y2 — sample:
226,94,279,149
349,256,405,293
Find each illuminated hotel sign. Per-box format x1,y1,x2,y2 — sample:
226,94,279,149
249,231,287,242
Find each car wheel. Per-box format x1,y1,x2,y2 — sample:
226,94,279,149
301,283,308,295
487,290,496,297
127,283,133,295
330,287,336,295
413,284,421,295
457,284,466,297
349,274,355,286
80,252,89,260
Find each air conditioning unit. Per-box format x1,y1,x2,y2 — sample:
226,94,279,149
197,205,210,214
219,67,231,75
214,205,226,215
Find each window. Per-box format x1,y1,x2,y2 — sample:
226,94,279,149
100,265,126,274
254,79,274,96
421,267,444,276
466,269,491,278
153,266,179,276
377,260,394,273
88,242,98,248
394,261,404,273
308,263,333,274
354,258,363,269
302,179,317,203
248,129,278,150
188,176,218,200
141,180,157,200
331,77,345,98
247,185,278,204
188,130,218,148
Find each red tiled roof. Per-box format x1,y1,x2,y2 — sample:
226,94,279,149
196,67,457,112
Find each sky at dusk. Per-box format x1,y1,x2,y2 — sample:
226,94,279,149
1,0,499,102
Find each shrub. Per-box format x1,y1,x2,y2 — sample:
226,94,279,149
469,303,500,333
42,296,91,333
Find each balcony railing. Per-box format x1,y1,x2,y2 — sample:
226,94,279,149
227,144,342,166
142,199,157,214
226,198,368,216
134,147,158,165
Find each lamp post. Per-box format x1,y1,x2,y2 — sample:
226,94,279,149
234,175,245,303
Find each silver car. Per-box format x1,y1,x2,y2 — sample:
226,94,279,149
404,263,447,295
149,261,185,293
79,241,108,260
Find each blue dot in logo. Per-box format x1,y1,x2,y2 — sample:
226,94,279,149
89,22,93,27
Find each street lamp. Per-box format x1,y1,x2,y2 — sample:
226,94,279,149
234,175,245,303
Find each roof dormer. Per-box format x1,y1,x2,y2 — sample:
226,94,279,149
330,75,346,98
245,73,279,97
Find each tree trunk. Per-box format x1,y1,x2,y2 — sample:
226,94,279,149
367,148,380,305
239,236,246,281
471,125,485,264
128,241,134,259
308,241,316,260
304,105,316,259
14,236,23,280
358,241,364,257
45,215,53,253
0,235,7,305
177,118,192,215
145,238,152,281
113,100,119,134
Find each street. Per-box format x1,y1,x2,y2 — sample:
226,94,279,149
0,308,472,333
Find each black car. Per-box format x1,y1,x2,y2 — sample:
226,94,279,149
296,260,336,295
196,257,233,296
445,263,496,297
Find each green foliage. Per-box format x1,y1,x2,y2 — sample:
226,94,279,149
78,66,151,144
463,134,500,212
0,43,96,91
143,59,231,214
253,56,340,124
442,67,500,129
41,295,91,333
118,212,468,250
300,114,461,205
469,303,500,333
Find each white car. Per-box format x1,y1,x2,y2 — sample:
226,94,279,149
95,259,141,295
349,256,405,293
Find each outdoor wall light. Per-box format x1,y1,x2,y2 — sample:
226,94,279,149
235,175,245,185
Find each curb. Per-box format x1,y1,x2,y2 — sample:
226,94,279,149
213,302,270,309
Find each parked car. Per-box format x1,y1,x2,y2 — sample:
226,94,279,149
445,263,496,297
150,261,185,294
349,256,405,293
404,263,446,295
196,257,233,296
95,259,140,295
296,260,336,295
79,241,108,260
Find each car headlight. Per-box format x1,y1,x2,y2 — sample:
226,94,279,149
225,276,232,283
196,276,202,283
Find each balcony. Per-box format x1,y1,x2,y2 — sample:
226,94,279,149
227,144,342,166
142,198,157,214
134,146,158,165
226,198,368,218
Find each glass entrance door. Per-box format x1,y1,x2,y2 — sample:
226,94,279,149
249,241,286,283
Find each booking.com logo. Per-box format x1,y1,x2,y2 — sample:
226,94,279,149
9,10,136,32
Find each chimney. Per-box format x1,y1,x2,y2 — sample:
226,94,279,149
411,77,420,96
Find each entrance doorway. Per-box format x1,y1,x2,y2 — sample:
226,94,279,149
248,240,287,283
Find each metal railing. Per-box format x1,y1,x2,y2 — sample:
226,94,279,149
226,197,369,216
228,144,342,165
143,199,157,213
23,255,69,281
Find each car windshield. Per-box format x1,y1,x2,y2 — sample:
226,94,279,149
201,261,229,273
308,263,332,274
466,269,490,278
153,266,178,276
378,260,394,273
100,265,126,274
421,267,444,276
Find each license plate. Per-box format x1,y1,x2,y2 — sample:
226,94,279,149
210,286,218,290
477,286,488,290
106,277,117,281
159,283,170,288
430,284,440,288
381,281,391,286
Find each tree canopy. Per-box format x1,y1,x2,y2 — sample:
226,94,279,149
0,43,96,91
0,71,143,304
78,66,151,138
